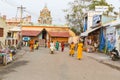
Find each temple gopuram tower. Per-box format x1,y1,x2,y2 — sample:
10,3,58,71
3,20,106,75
38,5,52,24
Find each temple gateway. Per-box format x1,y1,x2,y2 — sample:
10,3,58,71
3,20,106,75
22,5,75,46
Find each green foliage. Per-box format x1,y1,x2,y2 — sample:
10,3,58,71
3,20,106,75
71,27,81,35
64,0,88,33
71,28,77,33
88,0,114,15
64,0,115,34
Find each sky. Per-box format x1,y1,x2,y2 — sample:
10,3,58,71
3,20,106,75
0,0,120,25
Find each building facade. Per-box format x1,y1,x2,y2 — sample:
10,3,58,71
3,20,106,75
0,16,8,46
22,25,75,46
81,11,117,53
1,15,31,47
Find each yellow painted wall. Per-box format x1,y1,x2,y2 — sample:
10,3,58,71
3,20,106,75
22,25,76,44
51,37,68,43
0,17,8,45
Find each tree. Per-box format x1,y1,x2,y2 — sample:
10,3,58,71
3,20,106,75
64,0,90,35
88,0,114,15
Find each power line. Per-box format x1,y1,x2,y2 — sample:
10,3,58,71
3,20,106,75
1,0,38,18
24,10,39,17
1,0,64,23
1,0,18,8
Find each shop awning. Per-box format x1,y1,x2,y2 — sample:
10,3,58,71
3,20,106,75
80,26,102,36
48,31,70,37
22,30,41,36
110,19,120,27
103,19,120,27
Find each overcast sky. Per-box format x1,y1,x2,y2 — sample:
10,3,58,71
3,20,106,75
0,0,120,25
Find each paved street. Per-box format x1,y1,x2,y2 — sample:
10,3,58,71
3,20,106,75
0,47,120,80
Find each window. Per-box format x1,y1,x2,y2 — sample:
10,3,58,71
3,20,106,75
7,32,11,37
0,28,3,37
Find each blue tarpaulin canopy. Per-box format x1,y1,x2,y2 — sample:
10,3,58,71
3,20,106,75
99,28,106,51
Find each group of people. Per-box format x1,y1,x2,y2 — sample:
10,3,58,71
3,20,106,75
69,40,83,60
49,40,83,60
29,39,83,60
29,40,39,52
49,41,65,52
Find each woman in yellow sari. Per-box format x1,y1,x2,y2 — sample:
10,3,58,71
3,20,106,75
69,42,75,56
77,40,83,60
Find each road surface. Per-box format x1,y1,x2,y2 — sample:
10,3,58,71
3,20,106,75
0,47,120,80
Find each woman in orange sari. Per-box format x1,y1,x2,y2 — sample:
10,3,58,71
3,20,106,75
77,40,83,60
48,41,50,48
69,42,75,56
29,39,34,52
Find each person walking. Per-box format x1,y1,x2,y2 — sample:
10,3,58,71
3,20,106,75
77,40,83,60
34,40,39,50
50,41,55,54
55,41,59,51
61,41,65,52
48,41,50,48
69,42,75,56
29,39,34,52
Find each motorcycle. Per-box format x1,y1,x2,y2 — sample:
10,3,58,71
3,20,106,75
110,48,120,61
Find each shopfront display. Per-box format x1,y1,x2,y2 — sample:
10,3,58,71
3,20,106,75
83,29,100,52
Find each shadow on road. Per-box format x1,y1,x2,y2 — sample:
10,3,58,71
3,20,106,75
0,60,29,78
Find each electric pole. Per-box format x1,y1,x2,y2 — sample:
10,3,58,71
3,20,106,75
17,5,26,47
17,5,26,22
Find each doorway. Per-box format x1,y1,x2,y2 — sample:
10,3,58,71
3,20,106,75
42,29,47,40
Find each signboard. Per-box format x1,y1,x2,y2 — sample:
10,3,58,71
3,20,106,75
106,26,116,51
117,28,120,35
95,6,108,12
92,15,101,27
23,37,30,41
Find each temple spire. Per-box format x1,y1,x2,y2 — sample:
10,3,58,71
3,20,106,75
38,4,52,24
44,3,47,8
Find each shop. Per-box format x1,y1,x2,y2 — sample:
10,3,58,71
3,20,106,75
105,26,116,52
81,26,102,52
101,19,120,54
116,27,120,53
110,20,120,54
81,10,118,53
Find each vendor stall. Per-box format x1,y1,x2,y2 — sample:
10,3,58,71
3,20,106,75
83,28,100,52
0,41,13,66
